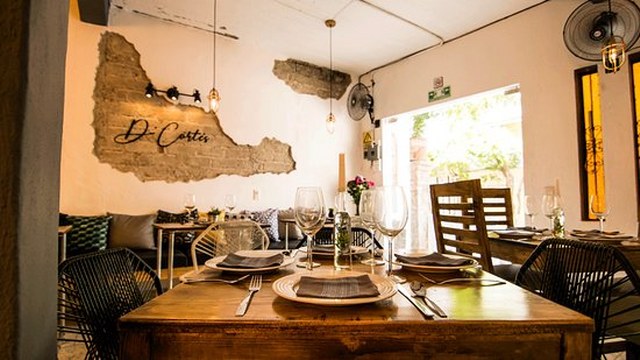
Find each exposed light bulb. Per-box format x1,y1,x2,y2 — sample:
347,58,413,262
326,113,336,134
601,36,626,73
208,88,221,113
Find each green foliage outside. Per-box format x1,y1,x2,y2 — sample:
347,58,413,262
412,92,522,187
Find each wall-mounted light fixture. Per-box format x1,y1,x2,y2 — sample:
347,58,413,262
145,82,201,103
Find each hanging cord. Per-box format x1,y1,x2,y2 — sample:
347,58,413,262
329,20,333,114
213,0,217,88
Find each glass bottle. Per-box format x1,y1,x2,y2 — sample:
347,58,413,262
333,209,352,271
552,207,565,238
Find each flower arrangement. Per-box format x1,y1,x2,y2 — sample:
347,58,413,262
346,175,375,212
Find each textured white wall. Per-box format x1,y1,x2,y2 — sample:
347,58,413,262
358,0,639,234
61,2,360,215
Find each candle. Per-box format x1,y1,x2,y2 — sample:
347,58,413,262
338,153,345,192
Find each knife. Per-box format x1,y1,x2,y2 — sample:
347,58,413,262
397,285,434,319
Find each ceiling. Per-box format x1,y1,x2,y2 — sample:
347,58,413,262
110,0,548,76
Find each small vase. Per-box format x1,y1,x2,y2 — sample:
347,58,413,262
355,204,360,216
333,211,352,270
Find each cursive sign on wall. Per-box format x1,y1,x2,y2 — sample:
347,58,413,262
114,119,210,148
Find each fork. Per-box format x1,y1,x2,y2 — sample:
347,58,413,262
235,275,262,316
419,273,506,286
182,274,250,284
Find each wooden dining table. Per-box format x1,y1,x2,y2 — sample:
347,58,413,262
119,255,593,359
490,235,640,268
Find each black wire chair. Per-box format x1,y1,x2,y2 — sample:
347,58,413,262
515,238,640,359
58,248,163,359
315,226,382,249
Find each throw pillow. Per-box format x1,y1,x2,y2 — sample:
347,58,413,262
155,209,196,244
66,215,111,256
253,208,279,242
107,213,157,250
278,208,303,240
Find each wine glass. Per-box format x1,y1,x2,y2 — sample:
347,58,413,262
373,186,408,283
541,193,558,230
590,194,610,233
524,195,538,229
359,189,384,266
294,187,327,270
183,193,197,223
224,194,237,213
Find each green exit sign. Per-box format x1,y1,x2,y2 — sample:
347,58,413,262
428,85,451,102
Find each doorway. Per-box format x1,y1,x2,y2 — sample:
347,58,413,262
381,84,524,252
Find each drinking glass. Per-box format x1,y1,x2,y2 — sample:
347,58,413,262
373,186,408,283
183,193,197,223
524,195,538,229
541,194,558,230
294,187,327,270
224,194,237,213
359,189,384,266
589,194,610,233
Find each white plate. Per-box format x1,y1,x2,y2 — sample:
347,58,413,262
272,271,397,306
299,246,369,257
393,252,478,273
204,250,295,273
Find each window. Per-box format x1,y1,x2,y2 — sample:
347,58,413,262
629,53,640,219
575,65,605,220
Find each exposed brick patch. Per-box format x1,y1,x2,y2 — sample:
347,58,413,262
92,32,295,182
273,58,351,99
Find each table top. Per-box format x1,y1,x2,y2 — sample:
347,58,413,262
121,257,591,327
58,225,72,234
119,255,592,359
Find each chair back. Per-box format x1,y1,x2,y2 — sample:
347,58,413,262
315,226,382,249
481,188,514,230
57,248,163,360
191,220,269,271
430,179,494,272
516,238,640,359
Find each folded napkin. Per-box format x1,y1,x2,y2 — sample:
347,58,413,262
296,274,380,299
395,253,475,266
570,229,633,240
313,245,335,254
217,253,284,269
572,229,620,236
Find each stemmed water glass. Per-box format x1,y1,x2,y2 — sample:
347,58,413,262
359,189,384,266
294,187,327,270
224,194,237,213
590,194,610,233
373,186,408,283
541,193,559,230
524,195,538,229
183,193,197,223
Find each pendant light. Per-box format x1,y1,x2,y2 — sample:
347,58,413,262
326,19,336,134
208,0,221,113
601,0,626,73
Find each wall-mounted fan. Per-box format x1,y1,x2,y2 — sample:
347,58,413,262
563,0,640,62
347,82,374,122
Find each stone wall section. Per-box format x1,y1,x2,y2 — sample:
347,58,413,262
272,58,351,100
92,32,295,182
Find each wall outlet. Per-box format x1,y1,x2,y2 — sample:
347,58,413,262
252,189,260,201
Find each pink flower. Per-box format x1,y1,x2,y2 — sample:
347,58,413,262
368,180,375,187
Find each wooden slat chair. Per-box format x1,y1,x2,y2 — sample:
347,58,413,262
190,220,270,272
430,179,520,281
430,179,493,272
481,188,514,230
